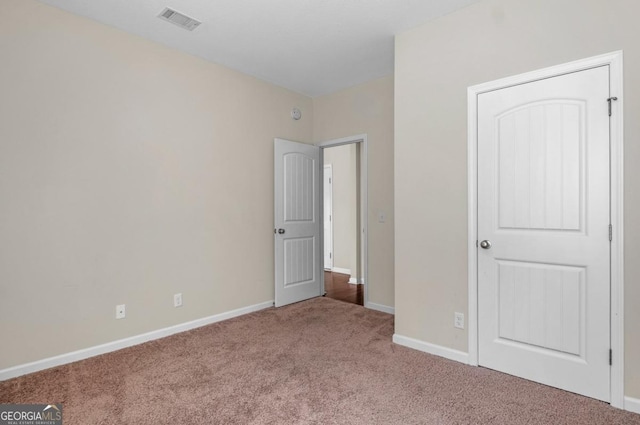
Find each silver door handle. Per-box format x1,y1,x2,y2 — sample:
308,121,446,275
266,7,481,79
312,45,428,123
480,240,491,249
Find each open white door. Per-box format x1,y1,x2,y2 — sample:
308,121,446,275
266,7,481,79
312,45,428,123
274,138,322,307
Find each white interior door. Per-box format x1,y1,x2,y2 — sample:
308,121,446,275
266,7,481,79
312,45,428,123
323,165,333,270
477,66,611,401
274,138,322,307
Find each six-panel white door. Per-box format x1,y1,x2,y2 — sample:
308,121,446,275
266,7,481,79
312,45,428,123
477,66,611,401
274,138,322,307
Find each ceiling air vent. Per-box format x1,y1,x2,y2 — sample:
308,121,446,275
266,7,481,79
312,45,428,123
158,7,201,31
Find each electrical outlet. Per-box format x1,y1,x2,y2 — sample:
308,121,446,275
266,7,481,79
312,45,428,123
454,312,464,329
116,304,126,319
174,293,183,308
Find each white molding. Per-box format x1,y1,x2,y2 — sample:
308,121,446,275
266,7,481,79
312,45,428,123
609,52,625,410
332,267,351,276
467,78,479,367
467,51,624,95
348,277,357,284
317,134,367,149
393,334,468,364
0,300,273,382
625,397,640,414
323,163,334,271
365,302,395,315
467,51,624,407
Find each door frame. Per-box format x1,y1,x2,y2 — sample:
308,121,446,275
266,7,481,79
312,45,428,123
466,51,624,407
323,164,334,270
317,134,369,306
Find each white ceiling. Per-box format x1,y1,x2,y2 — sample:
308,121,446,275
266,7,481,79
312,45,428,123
38,0,480,97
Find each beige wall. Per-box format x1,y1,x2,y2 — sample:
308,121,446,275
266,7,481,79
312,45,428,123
0,0,312,370
395,0,640,398
323,144,358,277
313,76,395,309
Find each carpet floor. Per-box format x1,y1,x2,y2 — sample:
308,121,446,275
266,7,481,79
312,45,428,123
1,297,639,424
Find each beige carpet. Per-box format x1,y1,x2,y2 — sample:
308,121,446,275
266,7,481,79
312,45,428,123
1,297,639,424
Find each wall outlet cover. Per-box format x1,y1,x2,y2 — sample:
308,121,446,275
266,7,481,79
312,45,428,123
454,312,464,329
116,304,126,319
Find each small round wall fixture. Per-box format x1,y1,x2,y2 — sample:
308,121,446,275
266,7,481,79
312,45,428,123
291,107,302,120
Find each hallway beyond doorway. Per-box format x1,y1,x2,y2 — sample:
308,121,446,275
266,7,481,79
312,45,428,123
324,271,363,306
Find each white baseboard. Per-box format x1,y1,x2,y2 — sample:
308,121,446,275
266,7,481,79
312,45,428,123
365,302,395,315
348,278,364,285
0,300,274,382
332,267,351,275
392,333,469,364
625,396,640,414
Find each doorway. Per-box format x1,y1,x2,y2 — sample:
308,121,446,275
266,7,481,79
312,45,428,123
322,143,362,306
273,134,369,310
319,135,368,307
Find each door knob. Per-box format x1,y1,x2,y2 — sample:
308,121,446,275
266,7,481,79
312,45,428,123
480,240,491,249
278,228,285,234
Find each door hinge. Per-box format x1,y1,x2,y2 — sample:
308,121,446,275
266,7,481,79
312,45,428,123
329,177,332,184
607,97,618,117
609,224,613,242
609,349,613,366
330,253,332,259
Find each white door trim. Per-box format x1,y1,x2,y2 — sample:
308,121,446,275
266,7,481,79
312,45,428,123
467,51,624,408
317,134,369,307
323,164,334,270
